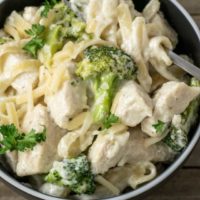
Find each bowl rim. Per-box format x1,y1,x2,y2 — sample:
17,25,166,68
0,0,200,200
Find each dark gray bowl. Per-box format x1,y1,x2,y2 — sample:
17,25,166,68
0,0,200,200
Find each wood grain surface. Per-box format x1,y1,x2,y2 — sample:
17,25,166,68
0,0,200,200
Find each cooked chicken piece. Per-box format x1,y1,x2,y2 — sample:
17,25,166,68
82,127,161,193
11,72,38,94
142,81,200,136
0,102,18,172
16,104,65,176
5,152,18,172
88,130,130,174
45,81,87,129
64,61,77,76
118,127,174,166
111,81,153,127
153,81,200,121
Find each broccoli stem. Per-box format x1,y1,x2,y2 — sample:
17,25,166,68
91,72,117,123
42,25,64,66
76,45,137,127
181,98,200,134
39,2,91,67
164,78,200,152
180,78,200,134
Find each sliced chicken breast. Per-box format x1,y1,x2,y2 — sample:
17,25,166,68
88,130,130,174
142,81,200,137
16,104,65,176
45,81,87,129
111,81,153,127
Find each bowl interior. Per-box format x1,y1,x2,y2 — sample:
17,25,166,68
133,0,200,65
0,0,200,200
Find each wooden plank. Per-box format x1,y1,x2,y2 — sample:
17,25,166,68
185,140,200,167
144,169,200,200
192,15,200,27
0,182,26,200
178,0,200,15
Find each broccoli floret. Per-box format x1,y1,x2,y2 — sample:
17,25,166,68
52,3,90,40
152,120,168,134
40,25,63,66
164,78,200,152
164,126,188,152
181,98,200,133
39,2,92,66
76,46,137,125
190,77,200,87
76,46,136,79
45,155,96,194
181,78,200,132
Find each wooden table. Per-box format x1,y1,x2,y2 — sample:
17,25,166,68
0,0,200,199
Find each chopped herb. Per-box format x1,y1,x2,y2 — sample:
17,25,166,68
23,38,45,57
25,24,45,37
152,120,166,134
41,0,59,17
0,124,46,154
23,24,46,57
103,114,119,129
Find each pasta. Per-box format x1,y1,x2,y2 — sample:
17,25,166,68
57,112,94,158
143,0,160,22
95,175,120,196
128,161,157,189
0,0,199,199
4,11,31,40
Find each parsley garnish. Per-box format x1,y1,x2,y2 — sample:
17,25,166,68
0,124,46,154
23,24,45,57
103,114,119,129
41,0,59,17
152,120,166,134
23,38,45,57
25,24,45,37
